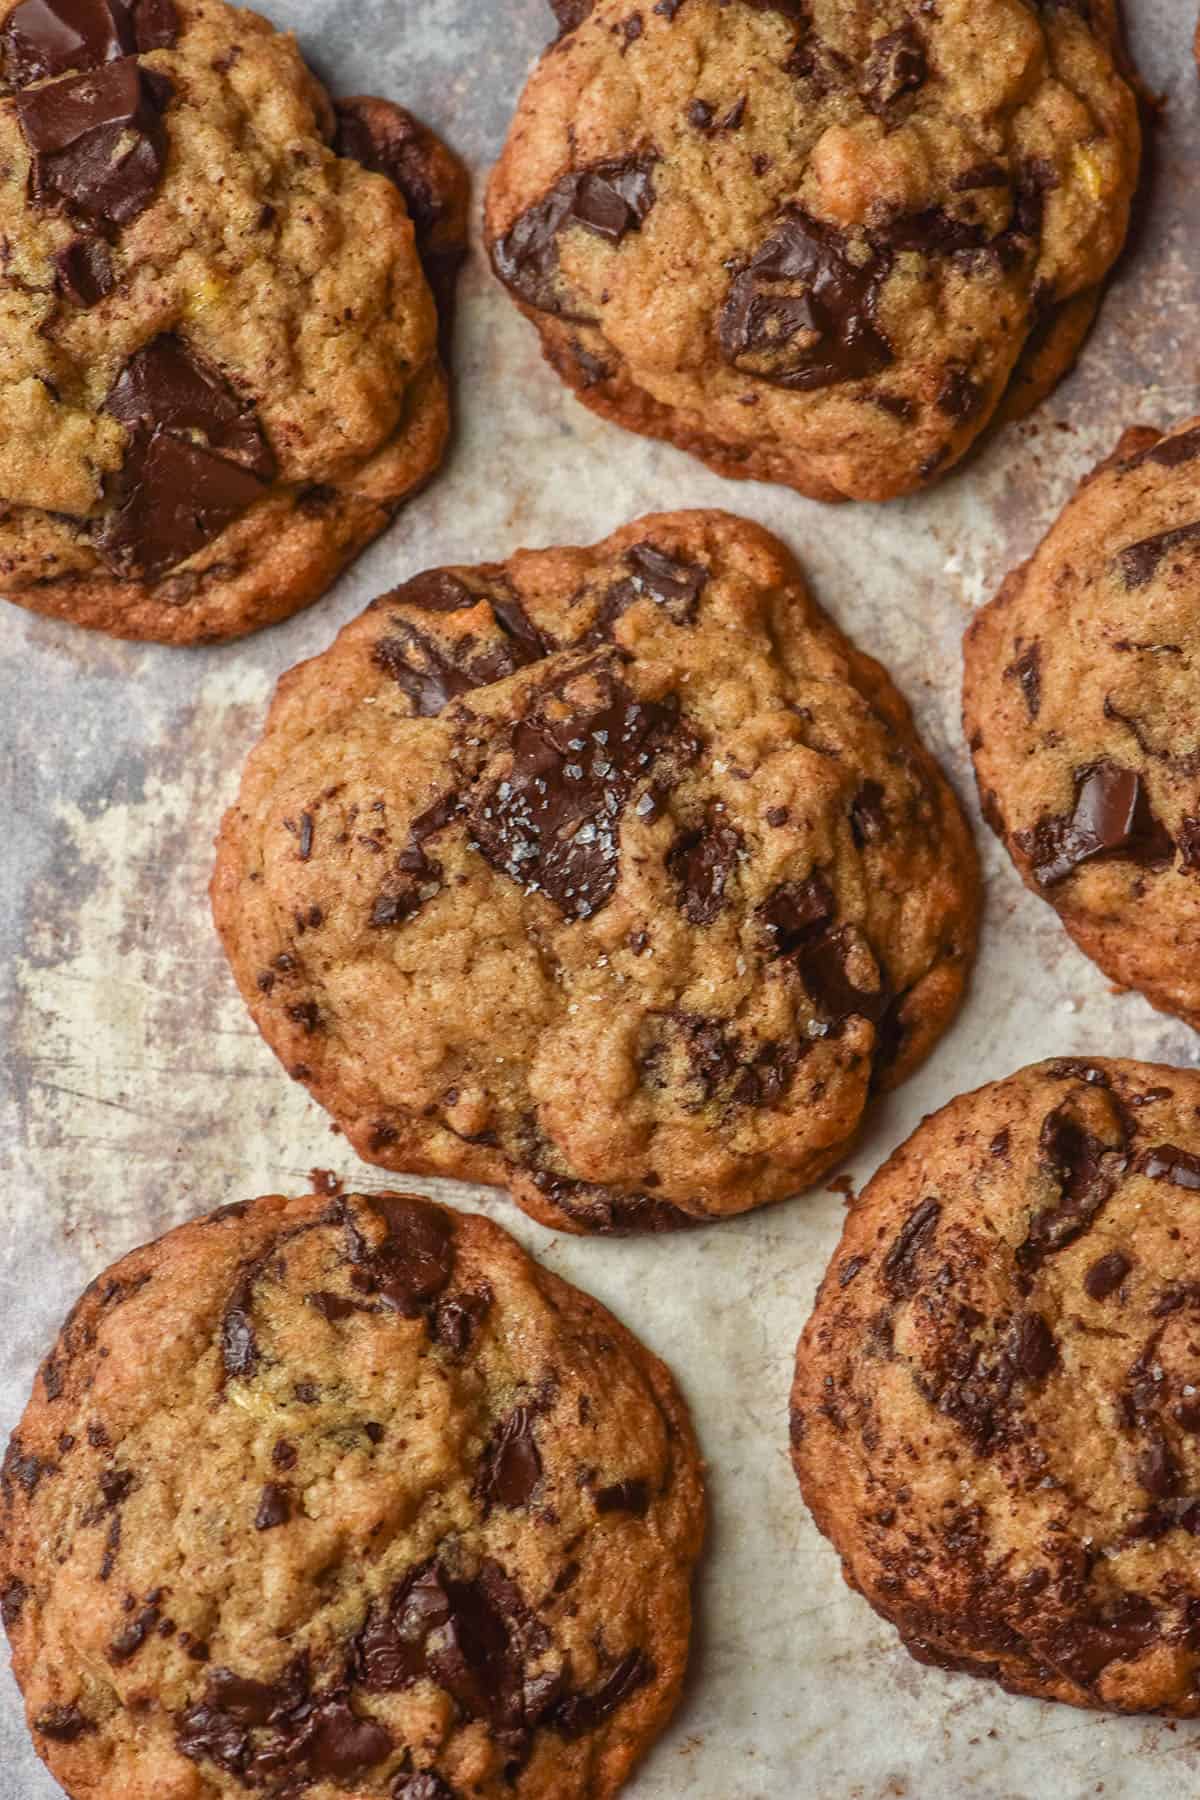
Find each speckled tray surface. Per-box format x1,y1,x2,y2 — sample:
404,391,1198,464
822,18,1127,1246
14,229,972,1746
2,2,1199,1795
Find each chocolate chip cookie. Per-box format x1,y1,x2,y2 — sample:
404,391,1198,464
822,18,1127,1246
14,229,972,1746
484,0,1140,504
0,1186,704,1796
964,417,1200,1030
211,510,978,1232
0,0,467,644
792,1056,1200,1714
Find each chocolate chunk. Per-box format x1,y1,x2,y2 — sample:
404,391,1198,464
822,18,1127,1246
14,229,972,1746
936,364,981,421
15,58,173,228
666,806,742,925
478,1406,542,1509
370,792,459,927
883,207,991,258
594,1478,650,1515
179,1656,390,1784
720,209,892,390
1084,1251,1131,1299
1018,1097,1127,1269
393,569,477,613
546,1648,653,1738
98,1465,133,1509
550,0,593,33
254,1483,290,1530
1137,1145,1200,1190
1011,1311,1057,1381
221,1273,259,1381
491,153,659,315
371,620,479,714
1121,426,1200,473
334,1193,455,1319
861,21,926,114
795,925,887,1029
1049,1593,1157,1687
759,872,835,954
1,1579,28,1628
470,664,685,920
1,0,176,86
1016,762,1173,888
849,780,886,846
1116,519,1200,591
623,541,707,617
1138,1430,1178,1499
106,334,274,476
395,1775,456,1800
54,234,114,306
529,1169,693,1233
34,1705,94,1742
109,1598,161,1662
881,1197,940,1296
1005,640,1041,719
272,1439,297,1471
431,1285,492,1353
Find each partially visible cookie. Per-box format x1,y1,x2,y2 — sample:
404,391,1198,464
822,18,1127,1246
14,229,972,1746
964,416,1200,1030
0,0,467,644
793,1056,1200,1715
0,1187,704,1797
211,509,978,1232
485,0,1140,503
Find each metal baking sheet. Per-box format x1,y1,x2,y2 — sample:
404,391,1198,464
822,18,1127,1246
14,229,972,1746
2,2,1198,1793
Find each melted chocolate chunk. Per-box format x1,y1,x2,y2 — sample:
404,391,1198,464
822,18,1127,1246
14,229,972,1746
1048,1593,1157,1688
15,57,173,227
1084,1250,1131,1300
372,621,477,715
254,1483,290,1531
666,806,742,925
431,1285,492,1353
1137,1145,1200,1190
34,1705,94,1742
372,581,546,714
339,1193,455,1317
1018,1099,1128,1270
759,872,835,955
1121,426,1200,472
1116,519,1200,591
106,335,274,475
529,1169,693,1233
491,153,659,315
720,209,892,390
546,1648,654,1739
622,541,707,617
54,234,113,306
370,792,459,927
478,1406,543,1509
1011,1310,1057,1381
221,1272,259,1381
98,335,274,578
1,0,177,87
178,1656,392,1784
1015,762,1173,888
395,1775,456,1800
758,873,887,1028
594,1478,650,1515
849,780,887,846
550,0,594,33
881,1197,941,1296
1,1579,28,1629
391,569,477,613
1005,640,1041,719
861,21,926,114
470,664,685,920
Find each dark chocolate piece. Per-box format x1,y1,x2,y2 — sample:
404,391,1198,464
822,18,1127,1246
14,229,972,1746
1015,762,1173,888
491,153,659,316
477,1406,542,1509
54,234,114,306
15,57,174,228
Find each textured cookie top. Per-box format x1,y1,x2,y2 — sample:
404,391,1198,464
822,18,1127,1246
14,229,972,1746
0,1189,704,1798
964,418,1200,1030
211,510,978,1231
792,1057,1200,1716
485,0,1139,503
0,0,443,629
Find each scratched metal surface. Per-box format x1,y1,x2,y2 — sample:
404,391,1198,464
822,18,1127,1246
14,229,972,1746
2,2,1199,1795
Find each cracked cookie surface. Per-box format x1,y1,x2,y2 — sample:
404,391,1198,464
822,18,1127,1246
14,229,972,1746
0,1188,704,1797
964,417,1200,1030
0,0,466,643
485,0,1140,503
792,1057,1200,1715
211,509,978,1232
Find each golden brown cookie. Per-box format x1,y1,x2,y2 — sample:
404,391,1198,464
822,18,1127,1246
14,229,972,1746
485,0,1140,503
0,1187,704,1797
211,509,978,1232
793,1056,1200,1716
964,417,1200,1031
0,0,467,644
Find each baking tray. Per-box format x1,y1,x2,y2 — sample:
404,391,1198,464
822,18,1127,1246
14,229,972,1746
2,1,1199,1793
